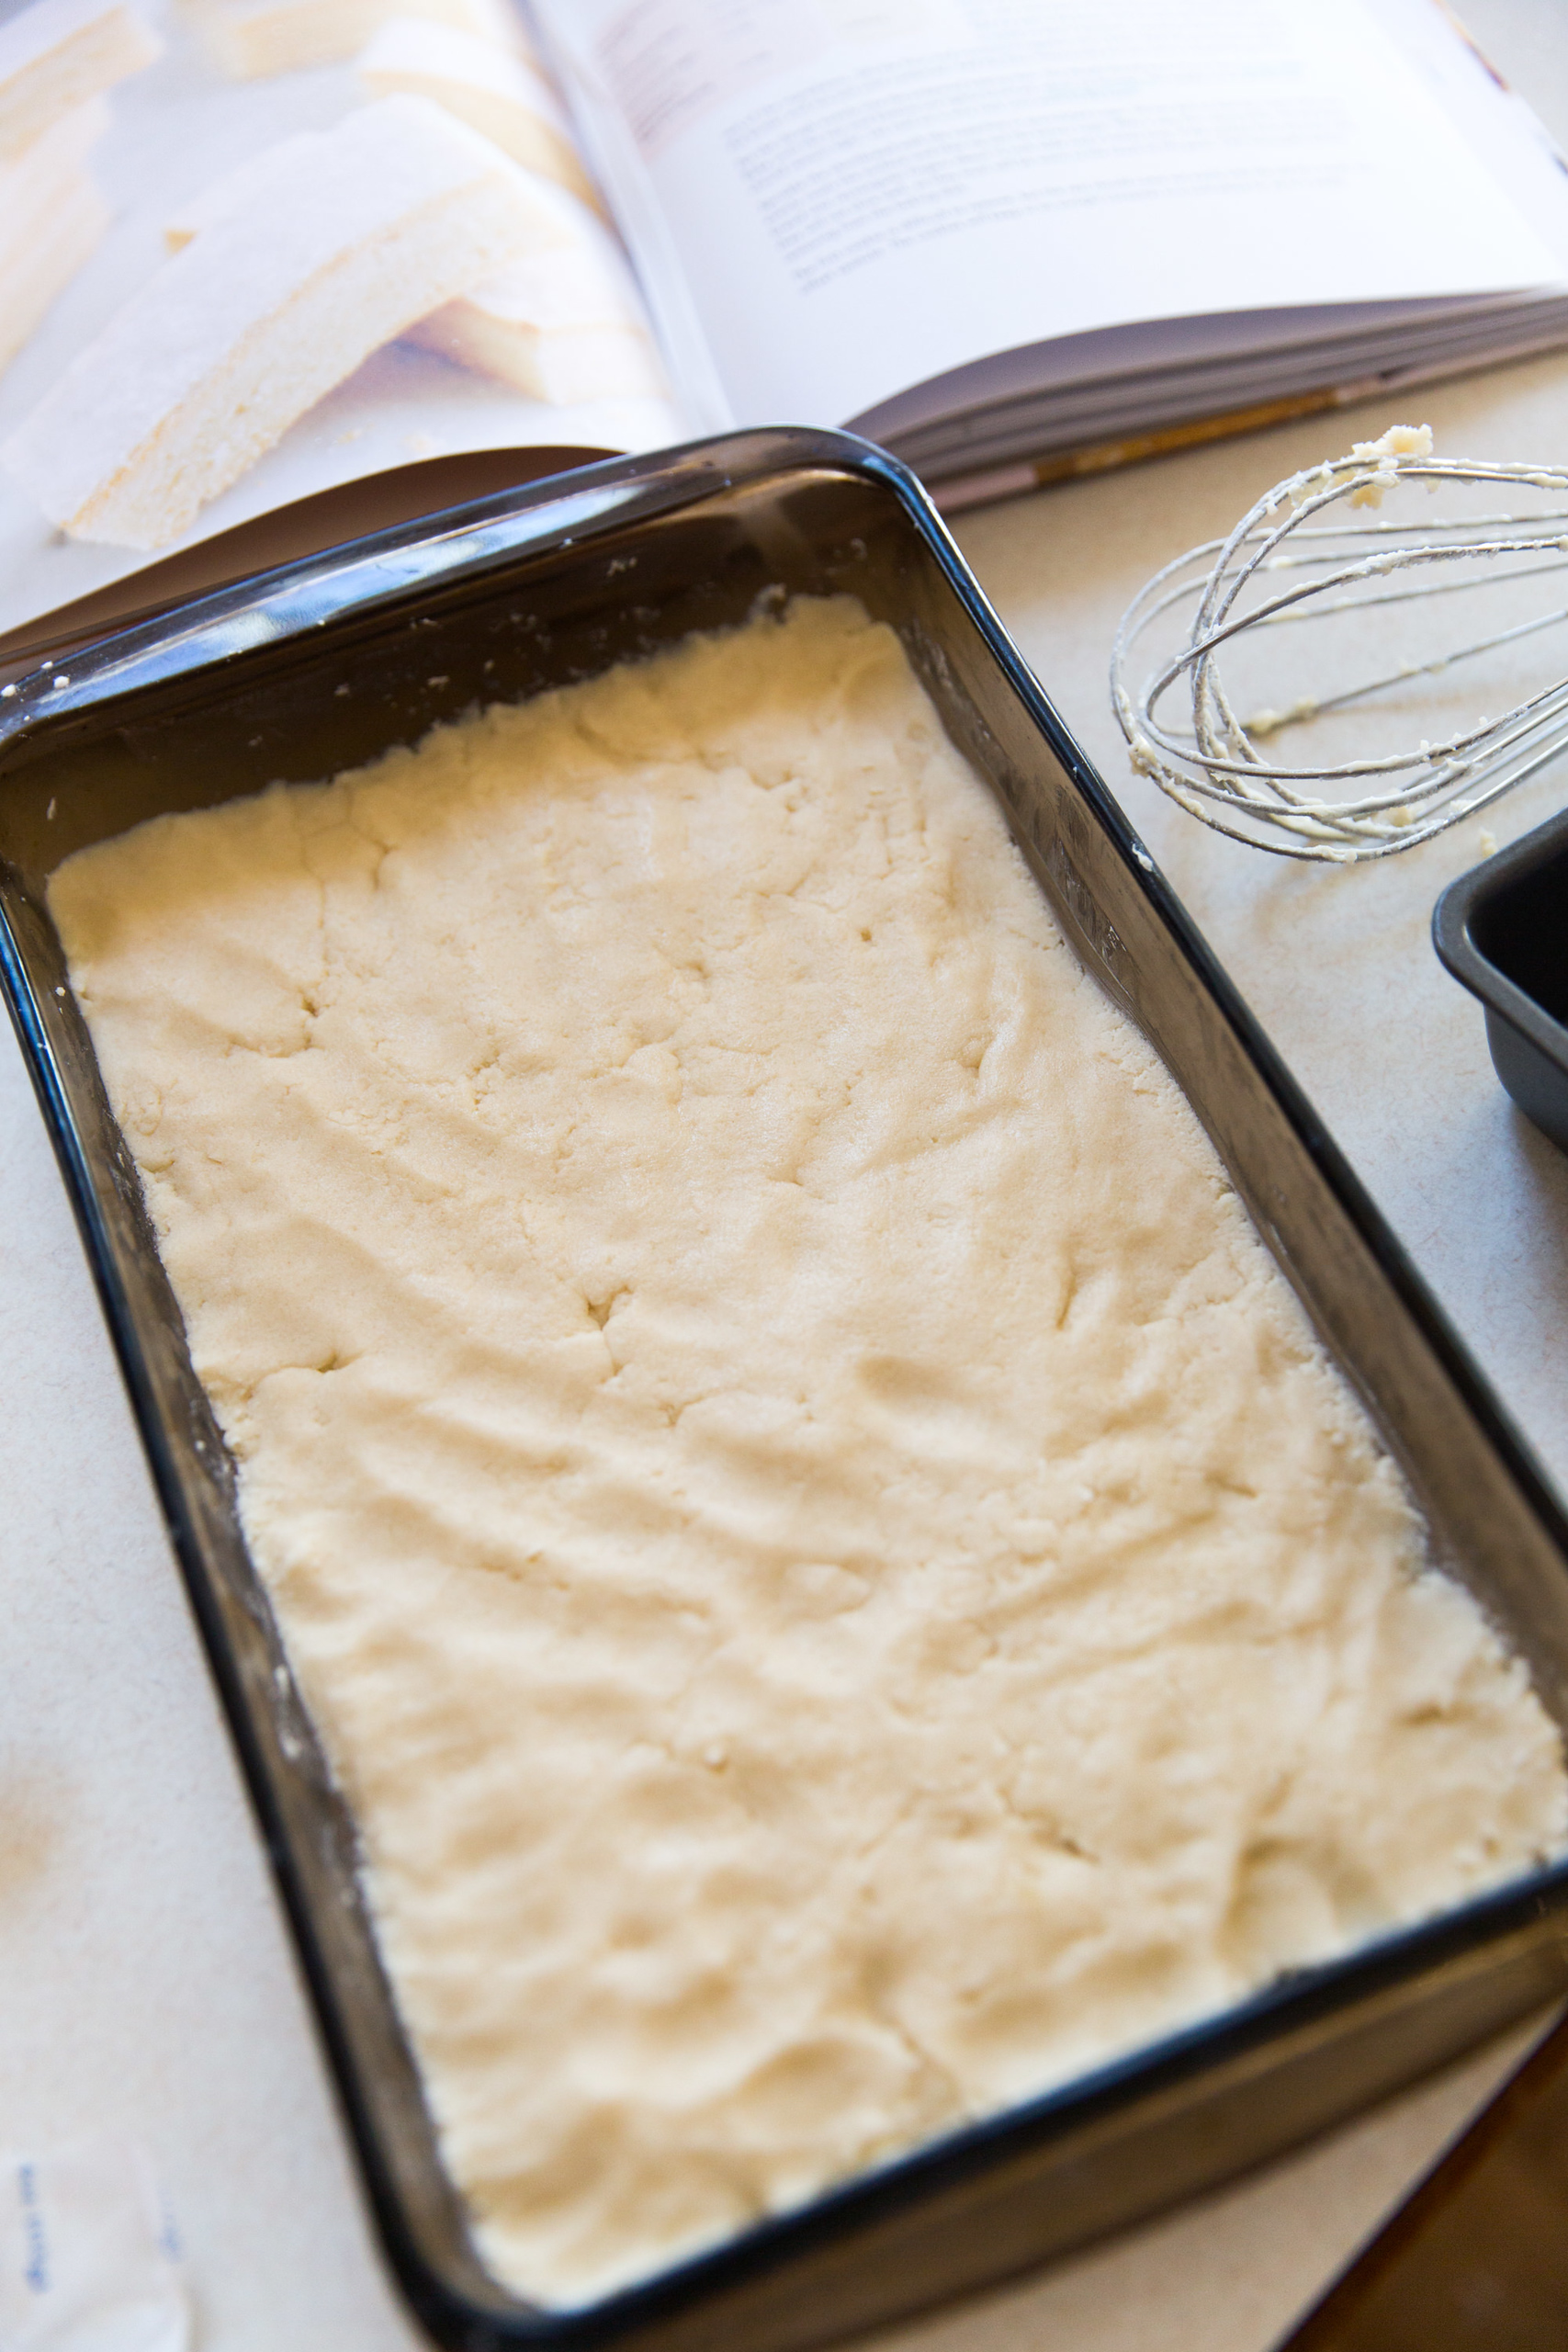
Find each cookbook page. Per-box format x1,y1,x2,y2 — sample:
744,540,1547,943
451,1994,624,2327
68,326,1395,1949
0,0,686,639
532,0,1567,435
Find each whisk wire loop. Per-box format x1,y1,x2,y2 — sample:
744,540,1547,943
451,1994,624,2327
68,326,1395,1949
1111,431,1568,860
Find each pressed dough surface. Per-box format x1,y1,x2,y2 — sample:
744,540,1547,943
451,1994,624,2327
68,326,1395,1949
50,597,1568,2305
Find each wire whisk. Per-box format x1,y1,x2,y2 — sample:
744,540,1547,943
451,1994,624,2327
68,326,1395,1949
1111,424,1568,861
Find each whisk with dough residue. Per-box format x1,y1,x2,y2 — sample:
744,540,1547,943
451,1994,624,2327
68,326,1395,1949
1111,424,1568,861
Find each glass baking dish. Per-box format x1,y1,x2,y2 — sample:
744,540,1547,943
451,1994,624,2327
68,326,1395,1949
4,426,1568,2352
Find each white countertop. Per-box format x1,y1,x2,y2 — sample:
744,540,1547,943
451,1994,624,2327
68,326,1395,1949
6,5,1568,2345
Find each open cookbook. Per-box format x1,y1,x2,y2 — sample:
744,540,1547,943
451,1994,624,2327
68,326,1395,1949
3,0,1568,645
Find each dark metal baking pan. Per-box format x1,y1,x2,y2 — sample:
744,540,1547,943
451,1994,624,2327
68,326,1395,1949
1434,807,1568,1155
5,427,1568,2352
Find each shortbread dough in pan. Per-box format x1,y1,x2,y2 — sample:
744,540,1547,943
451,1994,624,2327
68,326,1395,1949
51,596,1568,2305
